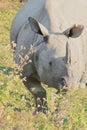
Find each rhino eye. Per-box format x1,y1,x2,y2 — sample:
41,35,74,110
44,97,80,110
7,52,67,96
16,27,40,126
49,61,52,66
44,36,49,43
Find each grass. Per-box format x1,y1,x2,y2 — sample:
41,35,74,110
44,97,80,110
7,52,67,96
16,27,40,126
0,1,87,130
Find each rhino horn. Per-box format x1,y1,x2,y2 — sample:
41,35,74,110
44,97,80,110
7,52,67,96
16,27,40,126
65,42,71,64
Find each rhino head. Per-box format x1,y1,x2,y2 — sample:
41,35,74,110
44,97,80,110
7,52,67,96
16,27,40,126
29,17,84,89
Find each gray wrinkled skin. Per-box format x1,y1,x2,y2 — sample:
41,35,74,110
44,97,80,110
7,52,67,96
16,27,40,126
10,0,87,112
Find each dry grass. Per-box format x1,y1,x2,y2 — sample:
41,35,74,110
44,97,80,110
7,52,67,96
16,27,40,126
0,1,23,11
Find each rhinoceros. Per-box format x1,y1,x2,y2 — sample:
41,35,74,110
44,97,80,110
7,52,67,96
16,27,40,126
10,0,87,112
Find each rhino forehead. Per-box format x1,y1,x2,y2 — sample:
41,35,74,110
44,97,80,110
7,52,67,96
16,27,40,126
48,34,68,44
46,34,68,56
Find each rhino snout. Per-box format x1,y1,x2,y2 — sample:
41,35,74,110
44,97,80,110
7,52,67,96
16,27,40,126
53,77,67,89
60,78,66,86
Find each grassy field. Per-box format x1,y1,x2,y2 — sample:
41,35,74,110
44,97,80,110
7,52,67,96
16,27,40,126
0,1,87,130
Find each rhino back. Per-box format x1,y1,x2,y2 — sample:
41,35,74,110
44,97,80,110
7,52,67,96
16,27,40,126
10,0,46,43
45,0,87,31
11,0,87,41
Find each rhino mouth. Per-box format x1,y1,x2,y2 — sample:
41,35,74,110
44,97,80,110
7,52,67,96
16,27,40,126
55,81,69,94
52,77,67,90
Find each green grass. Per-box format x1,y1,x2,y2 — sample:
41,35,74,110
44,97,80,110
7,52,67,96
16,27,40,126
0,1,87,130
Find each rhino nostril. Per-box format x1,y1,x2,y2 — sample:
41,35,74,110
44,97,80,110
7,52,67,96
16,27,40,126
61,78,66,86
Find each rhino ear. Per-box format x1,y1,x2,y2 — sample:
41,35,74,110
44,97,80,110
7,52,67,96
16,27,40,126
64,24,84,38
28,17,49,36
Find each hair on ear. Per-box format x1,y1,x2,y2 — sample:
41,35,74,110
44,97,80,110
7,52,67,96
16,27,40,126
64,24,84,38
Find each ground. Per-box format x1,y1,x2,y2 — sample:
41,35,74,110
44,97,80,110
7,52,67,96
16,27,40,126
0,1,87,130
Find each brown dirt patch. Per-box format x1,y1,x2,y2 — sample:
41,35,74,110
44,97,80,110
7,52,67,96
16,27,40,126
0,1,23,11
